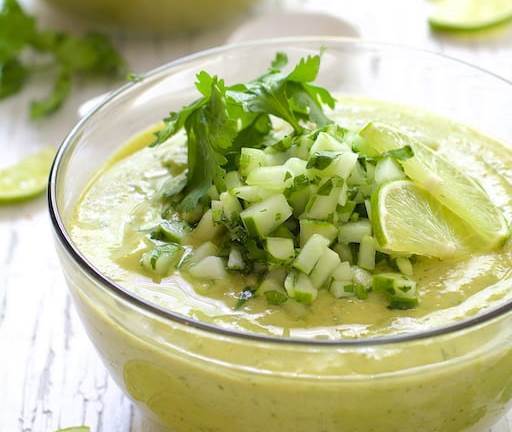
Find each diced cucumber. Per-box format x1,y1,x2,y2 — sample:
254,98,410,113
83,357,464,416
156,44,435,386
188,256,227,280
364,199,372,221
358,235,376,270
246,165,291,191
232,185,273,203
258,271,288,305
333,243,354,264
332,261,352,281
228,247,245,270
334,151,359,179
307,151,341,176
293,233,330,274
338,181,349,206
285,270,318,304
330,280,356,298
337,200,356,223
271,224,295,239
347,161,366,186
284,157,308,176
310,132,349,155
150,220,190,244
186,241,218,266
265,237,295,262
288,186,311,216
220,191,242,222
140,243,184,277
304,186,341,220
372,272,418,309
365,162,376,181
240,194,293,238
191,209,223,242
396,257,413,276
352,266,373,289
374,157,405,184
299,219,337,247
310,247,340,289
339,219,372,243
240,148,271,177
225,171,243,191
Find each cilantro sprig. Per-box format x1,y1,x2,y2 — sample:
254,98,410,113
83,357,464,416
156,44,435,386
0,0,126,118
152,52,336,213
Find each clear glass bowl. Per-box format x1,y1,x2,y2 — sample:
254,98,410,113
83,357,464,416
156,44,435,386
44,0,256,34
49,38,512,432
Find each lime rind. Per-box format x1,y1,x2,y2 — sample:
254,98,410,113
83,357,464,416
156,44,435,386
0,147,55,203
429,0,512,31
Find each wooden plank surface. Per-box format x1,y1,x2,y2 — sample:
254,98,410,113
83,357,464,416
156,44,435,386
1,0,512,430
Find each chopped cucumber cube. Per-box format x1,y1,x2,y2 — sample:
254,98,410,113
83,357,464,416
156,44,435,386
188,256,227,280
333,243,354,264
288,186,311,216
186,241,218,266
339,219,372,243
240,194,293,238
374,157,405,184
330,280,356,298
232,185,273,203
310,247,341,288
352,266,373,289
299,219,338,247
150,220,190,244
258,272,288,305
372,272,418,309
228,247,245,270
225,171,243,191
396,257,414,276
358,235,376,270
332,261,353,281
304,185,341,220
347,161,366,186
293,233,330,274
191,209,223,242
140,243,184,277
220,191,242,222
265,237,295,262
285,270,318,304
246,165,292,191
334,151,359,179
240,148,271,177
284,157,308,176
310,132,349,155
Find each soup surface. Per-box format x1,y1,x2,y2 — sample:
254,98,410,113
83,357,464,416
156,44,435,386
70,96,512,340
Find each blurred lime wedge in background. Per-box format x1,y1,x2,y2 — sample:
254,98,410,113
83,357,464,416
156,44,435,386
0,147,55,204
429,0,512,31
372,180,475,258
361,122,510,249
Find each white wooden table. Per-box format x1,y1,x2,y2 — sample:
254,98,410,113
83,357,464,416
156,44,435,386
1,1,512,431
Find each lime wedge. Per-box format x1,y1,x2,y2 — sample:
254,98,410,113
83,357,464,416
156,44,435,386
0,147,55,203
429,0,512,31
360,122,509,249
372,180,475,258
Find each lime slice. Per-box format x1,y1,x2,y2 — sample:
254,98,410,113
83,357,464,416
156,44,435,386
372,180,475,258
360,122,509,249
0,147,55,203
429,0,512,31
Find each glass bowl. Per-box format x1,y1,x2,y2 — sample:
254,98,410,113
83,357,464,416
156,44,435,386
43,0,257,34
49,38,512,432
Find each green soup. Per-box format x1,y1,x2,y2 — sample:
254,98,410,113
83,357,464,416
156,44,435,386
67,97,512,431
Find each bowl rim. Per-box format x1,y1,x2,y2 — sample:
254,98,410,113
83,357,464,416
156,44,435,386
48,36,512,347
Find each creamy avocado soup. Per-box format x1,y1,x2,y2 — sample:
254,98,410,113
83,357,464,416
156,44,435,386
65,53,512,431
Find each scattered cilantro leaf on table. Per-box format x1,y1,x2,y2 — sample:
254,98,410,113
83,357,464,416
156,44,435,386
0,0,126,118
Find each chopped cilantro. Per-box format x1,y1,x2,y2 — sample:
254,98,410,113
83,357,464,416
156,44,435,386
236,287,257,309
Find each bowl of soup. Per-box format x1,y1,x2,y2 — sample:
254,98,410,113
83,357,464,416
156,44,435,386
49,38,512,431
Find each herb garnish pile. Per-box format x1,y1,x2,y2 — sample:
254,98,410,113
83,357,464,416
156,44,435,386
140,51,508,310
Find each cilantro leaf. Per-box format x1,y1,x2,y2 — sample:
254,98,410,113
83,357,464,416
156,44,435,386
30,68,71,119
0,58,28,99
0,0,126,118
383,145,414,161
